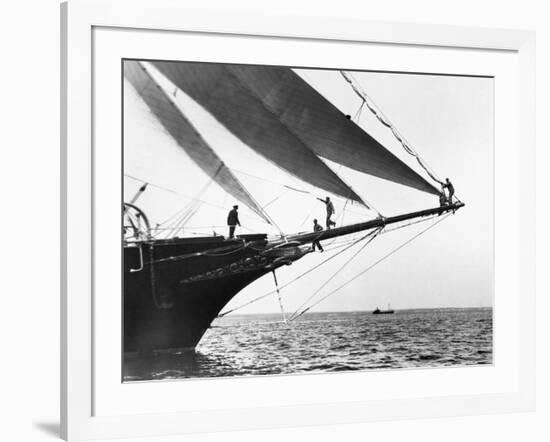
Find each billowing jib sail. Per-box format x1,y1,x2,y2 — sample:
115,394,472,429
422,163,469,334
151,61,366,205
228,65,439,195
124,61,272,224
152,61,440,196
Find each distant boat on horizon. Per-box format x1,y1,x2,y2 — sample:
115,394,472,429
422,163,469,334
373,304,395,315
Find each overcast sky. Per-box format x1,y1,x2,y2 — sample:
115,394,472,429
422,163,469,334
124,61,494,314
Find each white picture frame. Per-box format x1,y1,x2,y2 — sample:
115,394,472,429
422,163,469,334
61,0,536,440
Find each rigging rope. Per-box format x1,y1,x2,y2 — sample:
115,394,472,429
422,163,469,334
383,213,440,234
159,177,215,230
124,174,274,231
262,189,290,210
353,100,365,122
272,270,288,323
125,172,371,239
290,213,452,320
166,202,202,238
148,242,248,266
340,199,349,227
297,199,319,231
231,168,310,194
216,229,379,318
231,167,375,214
289,226,384,321
340,71,445,187
323,199,351,247
216,211,447,318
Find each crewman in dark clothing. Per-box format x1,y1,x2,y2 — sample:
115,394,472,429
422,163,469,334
317,196,336,229
227,205,240,239
442,178,455,204
438,191,447,215
312,219,324,252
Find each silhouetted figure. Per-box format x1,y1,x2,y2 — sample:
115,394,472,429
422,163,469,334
442,178,455,204
227,205,240,239
317,196,336,229
438,191,447,215
311,219,324,252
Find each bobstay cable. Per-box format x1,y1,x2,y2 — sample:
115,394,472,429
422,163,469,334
216,229,379,318
290,213,452,320
216,213,448,319
272,270,288,324
288,226,384,321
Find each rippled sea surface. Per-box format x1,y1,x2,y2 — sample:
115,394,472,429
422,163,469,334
123,308,492,381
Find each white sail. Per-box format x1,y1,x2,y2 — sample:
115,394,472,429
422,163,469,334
124,60,272,225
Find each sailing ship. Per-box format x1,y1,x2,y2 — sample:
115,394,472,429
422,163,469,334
123,60,464,353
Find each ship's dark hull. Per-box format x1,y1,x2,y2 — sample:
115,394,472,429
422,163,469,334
124,234,304,352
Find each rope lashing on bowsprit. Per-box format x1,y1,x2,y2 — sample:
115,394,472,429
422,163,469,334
339,70,445,187
272,270,288,323
288,226,384,321
289,213,452,321
216,229,380,318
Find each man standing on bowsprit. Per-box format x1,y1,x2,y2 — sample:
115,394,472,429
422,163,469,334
442,178,455,204
227,205,241,239
317,196,336,229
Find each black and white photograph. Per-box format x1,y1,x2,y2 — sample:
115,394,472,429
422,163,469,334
3,0,545,439
122,59,493,381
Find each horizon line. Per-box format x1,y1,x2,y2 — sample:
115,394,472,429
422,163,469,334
217,306,493,317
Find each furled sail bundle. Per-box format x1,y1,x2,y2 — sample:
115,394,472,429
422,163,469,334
152,61,440,197
151,61,366,205
124,60,271,224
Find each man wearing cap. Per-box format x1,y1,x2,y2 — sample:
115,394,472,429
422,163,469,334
227,205,241,239
311,219,324,252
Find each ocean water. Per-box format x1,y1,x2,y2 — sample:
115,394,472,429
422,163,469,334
123,308,492,381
